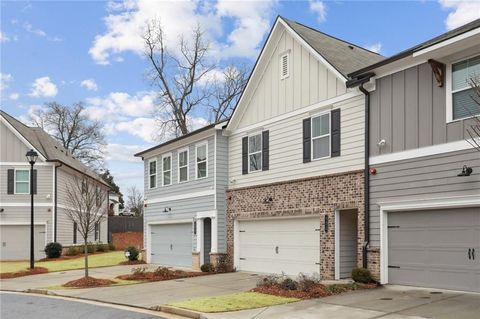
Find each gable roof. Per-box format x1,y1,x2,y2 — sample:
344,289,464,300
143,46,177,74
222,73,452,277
282,18,384,77
0,110,109,187
348,18,480,78
134,119,228,158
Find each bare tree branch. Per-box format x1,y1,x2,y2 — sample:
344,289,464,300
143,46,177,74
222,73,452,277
126,185,143,217
465,75,480,152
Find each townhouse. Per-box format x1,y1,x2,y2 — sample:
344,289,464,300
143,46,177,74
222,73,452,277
0,111,109,260
135,121,229,269
223,16,383,279
347,19,480,292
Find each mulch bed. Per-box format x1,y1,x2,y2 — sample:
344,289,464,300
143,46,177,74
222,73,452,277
0,267,49,279
119,260,147,265
252,282,378,299
117,269,208,282
63,276,115,288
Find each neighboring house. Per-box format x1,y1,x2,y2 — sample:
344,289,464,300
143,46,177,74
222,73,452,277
108,192,120,216
223,16,383,278
0,111,109,260
347,19,480,292
134,121,228,269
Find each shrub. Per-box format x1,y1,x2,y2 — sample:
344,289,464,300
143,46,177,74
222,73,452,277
297,273,320,292
125,246,139,261
131,267,147,275
200,263,214,272
96,243,108,252
280,277,298,290
214,258,234,273
87,243,96,254
257,274,281,288
352,267,373,284
154,266,171,277
65,246,78,256
44,242,63,258
108,243,116,251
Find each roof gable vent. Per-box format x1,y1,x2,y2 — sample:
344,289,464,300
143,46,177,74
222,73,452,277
280,52,290,80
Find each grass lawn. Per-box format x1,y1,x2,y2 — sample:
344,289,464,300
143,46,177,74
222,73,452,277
0,251,125,274
169,292,299,313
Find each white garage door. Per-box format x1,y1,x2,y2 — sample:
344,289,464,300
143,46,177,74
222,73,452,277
388,207,480,292
238,217,320,275
150,223,192,267
0,224,46,261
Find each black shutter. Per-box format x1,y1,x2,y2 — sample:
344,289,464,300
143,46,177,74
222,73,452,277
7,169,14,194
331,109,341,157
242,136,248,175
73,222,77,244
32,169,37,194
262,130,269,171
303,118,311,163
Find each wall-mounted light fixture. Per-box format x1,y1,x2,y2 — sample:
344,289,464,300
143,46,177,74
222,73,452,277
163,207,171,213
377,139,386,148
457,165,473,177
0,208,4,213
263,197,273,204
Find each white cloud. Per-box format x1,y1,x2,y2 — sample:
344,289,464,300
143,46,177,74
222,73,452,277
89,0,275,64
29,76,58,97
0,31,10,42
85,91,156,119
364,42,382,54
309,0,327,23
106,143,146,162
0,73,13,91
23,21,62,41
9,93,20,100
80,79,98,91
439,0,480,30
115,117,159,143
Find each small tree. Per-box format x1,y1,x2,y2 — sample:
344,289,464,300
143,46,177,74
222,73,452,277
126,185,143,217
64,175,107,277
466,76,480,152
100,170,124,209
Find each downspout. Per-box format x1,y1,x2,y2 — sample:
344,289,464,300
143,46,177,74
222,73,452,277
359,83,370,269
54,163,62,242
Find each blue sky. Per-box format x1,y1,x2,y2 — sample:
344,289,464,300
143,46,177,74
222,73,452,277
1,0,478,194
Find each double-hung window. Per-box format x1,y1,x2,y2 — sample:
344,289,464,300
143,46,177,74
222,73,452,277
196,143,207,179
15,169,29,194
162,154,172,186
248,134,262,172
450,55,480,121
178,148,189,183
149,159,157,188
311,112,330,160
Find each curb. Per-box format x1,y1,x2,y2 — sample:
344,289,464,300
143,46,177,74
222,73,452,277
155,305,204,319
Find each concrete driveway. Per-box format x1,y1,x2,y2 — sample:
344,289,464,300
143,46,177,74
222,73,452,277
0,266,259,309
206,285,480,319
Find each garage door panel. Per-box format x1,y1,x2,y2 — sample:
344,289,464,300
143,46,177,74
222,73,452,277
388,207,480,292
0,225,45,261
150,223,192,267
238,218,320,276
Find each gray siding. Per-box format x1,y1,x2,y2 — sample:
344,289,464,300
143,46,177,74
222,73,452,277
369,149,480,247
370,62,474,156
0,121,32,162
0,164,53,204
215,131,228,253
56,207,108,245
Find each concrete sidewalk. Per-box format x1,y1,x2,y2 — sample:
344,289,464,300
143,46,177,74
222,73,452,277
206,285,480,319
0,267,260,309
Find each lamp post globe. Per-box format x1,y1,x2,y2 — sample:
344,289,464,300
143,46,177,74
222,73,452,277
25,149,38,269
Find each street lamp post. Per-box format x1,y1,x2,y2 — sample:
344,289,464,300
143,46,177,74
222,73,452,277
26,149,38,269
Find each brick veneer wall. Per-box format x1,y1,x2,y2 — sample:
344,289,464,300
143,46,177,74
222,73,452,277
226,170,364,280
111,232,143,250
367,247,381,281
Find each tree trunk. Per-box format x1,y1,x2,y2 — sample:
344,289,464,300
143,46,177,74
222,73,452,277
84,238,89,277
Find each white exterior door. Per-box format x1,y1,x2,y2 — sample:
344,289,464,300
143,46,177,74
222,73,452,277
238,217,320,275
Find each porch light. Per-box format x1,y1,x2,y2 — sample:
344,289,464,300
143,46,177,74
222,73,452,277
457,165,473,177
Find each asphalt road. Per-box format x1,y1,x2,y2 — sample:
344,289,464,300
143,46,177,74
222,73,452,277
0,292,167,319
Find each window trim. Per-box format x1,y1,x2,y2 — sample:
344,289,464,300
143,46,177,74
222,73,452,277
280,52,290,80
311,111,331,161
247,132,263,173
161,153,172,187
14,168,30,195
195,141,208,180
148,158,157,189
177,147,189,184
446,53,480,123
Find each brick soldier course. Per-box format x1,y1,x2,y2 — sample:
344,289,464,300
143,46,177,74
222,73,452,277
226,170,365,280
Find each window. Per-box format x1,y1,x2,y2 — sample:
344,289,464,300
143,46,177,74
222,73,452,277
15,169,29,194
311,113,330,160
149,159,157,188
162,154,172,186
73,222,77,244
280,52,290,79
196,143,207,179
94,222,100,241
248,134,262,172
451,55,480,120
95,186,101,207
178,148,189,183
